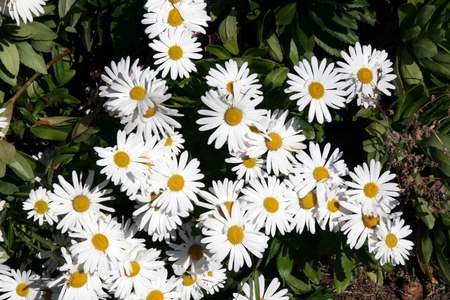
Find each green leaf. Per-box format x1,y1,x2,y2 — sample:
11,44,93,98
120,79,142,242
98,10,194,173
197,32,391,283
16,42,47,74
0,180,19,195
400,49,423,85
59,0,77,17
0,140,16,164
400,25,421,42
264,67,288,90
415,5,435,26
267,34,283,62
16,22,57,41
206,45,231,59
8,151,34,181
265,238,281,266
276,245,311,294
303,262,320,285
433,225,450,284
413,38,437,59
0,42,20,78
218,12,239,55
417,197,436,229
333,251,355,293
30,125,72,141
275,3,296,26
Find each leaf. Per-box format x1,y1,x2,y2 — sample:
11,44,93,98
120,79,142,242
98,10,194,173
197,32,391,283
417,197,436,229
206,45,231,59
0,180,19,195
0,42,20,78
218,12,239,55
0,140,16,164
303,262,321,285
16,42,47,74
267,34,283,62
16,22,58,41
400,25,421,42
333,251,355,293
8,151,34,181
433,225,450,284
59,0,77,17
415,5,436,26
265,238,281,267
30,125,72,141
400,49,423,85
275,3,296,26
413,38,437,59
264,67,288,90
276,245,311,294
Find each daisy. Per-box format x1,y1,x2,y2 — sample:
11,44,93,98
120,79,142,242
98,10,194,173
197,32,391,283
176,272,205,300
206,59,262,99
0,269,41,300
200,261,227,295
201,201,269,272
337,42,396,108
50,170,114,233
247,110,306,176
151,151,205,215
197,178,244,222
285,56,348,123
100,56,134,94
142,0,210,39
69,215,129,274
233,274,289,300
197,90,266,152
50,248,106,300
225,152,266,183
22,187,58,226
0,108,8,138
158,131,185,158
340,201,382,250
1,0,47,25
94,130,149,192
369,218,414,266
346,159,400,215
149,27,203,80
317,186,348,232
106,248,165,299
241,176,294,237
167,224,211,275
134,276,179,300
294,142,347,200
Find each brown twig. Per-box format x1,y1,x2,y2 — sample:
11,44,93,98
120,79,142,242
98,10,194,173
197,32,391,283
8,48,73,104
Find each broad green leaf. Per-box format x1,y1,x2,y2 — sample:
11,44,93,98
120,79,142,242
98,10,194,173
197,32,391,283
433,226,450,284
413,38,437,59
0,42,20,78
0,180,19,195
415,5,435,26
8,151,34,181
275,3,296,26
30,125,72,141
333,251,355,293
218,13,239,55
400,25,421,42
16,42,47,74
303,262,320,285
0,140,16,164
267,34,283,62
206,45,231,59
400,49,423,85
417,197,436,229
59,0,77,17
17,22,57,41
265,238,281,267
264,67,288,90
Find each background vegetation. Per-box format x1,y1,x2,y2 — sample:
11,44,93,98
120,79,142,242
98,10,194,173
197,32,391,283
0,0,449,298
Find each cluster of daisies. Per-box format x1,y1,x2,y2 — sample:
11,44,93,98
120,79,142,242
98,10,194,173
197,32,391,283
0,0,47,25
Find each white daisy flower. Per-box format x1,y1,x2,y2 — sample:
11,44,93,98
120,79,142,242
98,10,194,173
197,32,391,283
369,218,414,266
206,59,262,99
294,142,347,200
158,131,185,158
197,90,266,152
50,248,106,300
225,152,266,183
337,42,396,108
50,170,114,233
69,215,129,274
1,0,46,25
100,56,134,94
285,56,348,123
346,159,400,215
241,176,295,237
201,201,269,272
0,269,41,300
197,178,244,223
22,187,58,226
132,191,185,242
176,272,205,300
106,248,165,299
0,108,9,138
151,151,205,215
94,130,149,192
134,276,179,300
340,201,382,250
200,261,226,295
232,274,289,300
317,186,348,232
247,110,306,176
142,0,210,39
167,224,211,275
150,27,203,80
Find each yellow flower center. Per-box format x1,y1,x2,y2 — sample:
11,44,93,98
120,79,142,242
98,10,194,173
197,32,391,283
224,107,243,126
167,174,185,191
168,45,183,60
327,198,340,213
263,196,279,213
242,156,257,169
385,233,398,248
207,271,213,277
182,274,196,286
34,199,48,214
308,82,325,99
126,261,141,277
227,225,244,245
167,8,184,27
92,233,109,252
164,136,173,146
313,166,329,182
147,290,164,300
68,272,88,288
363,182,379,198
362,215,380,229
72,195,90,213
144,106,157,118
265,132,282,151
357,67,373,84
16,283,29,297
113,151,131,168
226,81,234,94
299,192,317,209
129,86,146,101
188,244,204,261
